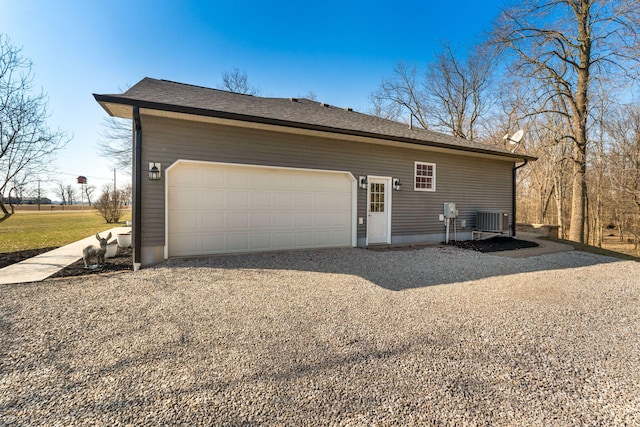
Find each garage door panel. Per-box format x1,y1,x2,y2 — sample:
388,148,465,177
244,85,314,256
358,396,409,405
228,191,249,208
274,212,293,227
168,162,353,257
274,173,295,190
314,193,332,209
252,192,272,208
274,232,293,249
172,167,199,186
295,212,313,227
171,235,200,255
251,212,272,228
333,178,352,192
203,190,225,208
332,193,351,209
332,212,351,227
171,190,198,207
274,193,293,208
294,174,313,190
314,177,334,191
314,231,332,246
332,230,351,246
251,170,273,188
202,234,225,252
294,193,313,209
315,212,332,227
202,212,225,230
228,212,249,229
228,170,250,188
203,169,226,186
252,233,272,249
295,231,313,247
170,212,199,232
228,234,250,251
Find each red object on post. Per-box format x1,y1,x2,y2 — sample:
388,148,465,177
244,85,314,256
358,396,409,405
77,176,87,184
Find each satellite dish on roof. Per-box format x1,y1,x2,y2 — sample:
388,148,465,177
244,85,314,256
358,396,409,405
510,129,524,144
503,129,524,152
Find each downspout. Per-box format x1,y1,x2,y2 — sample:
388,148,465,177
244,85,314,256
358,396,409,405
512,159,529,237
132,106,142,271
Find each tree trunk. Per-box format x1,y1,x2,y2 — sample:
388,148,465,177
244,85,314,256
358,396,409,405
554,175,564,238
569,146,587,242
0,202,12,223
568,0,591,243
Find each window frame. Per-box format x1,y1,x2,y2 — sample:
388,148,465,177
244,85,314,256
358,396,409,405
414,161,436,192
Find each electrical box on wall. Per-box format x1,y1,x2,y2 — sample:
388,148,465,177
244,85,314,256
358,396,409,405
439,214,445,222
444,202,457,219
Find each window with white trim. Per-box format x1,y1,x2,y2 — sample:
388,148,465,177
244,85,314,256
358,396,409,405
414,161,436,191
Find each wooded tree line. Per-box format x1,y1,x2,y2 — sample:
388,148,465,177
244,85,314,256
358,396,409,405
370,0,640,247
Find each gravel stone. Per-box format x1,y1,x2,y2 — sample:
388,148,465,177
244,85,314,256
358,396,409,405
1,246,639,425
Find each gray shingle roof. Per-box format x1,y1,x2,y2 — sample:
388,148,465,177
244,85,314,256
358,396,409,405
94,77,534,161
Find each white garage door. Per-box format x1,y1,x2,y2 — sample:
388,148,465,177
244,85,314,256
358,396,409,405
167,161,355,257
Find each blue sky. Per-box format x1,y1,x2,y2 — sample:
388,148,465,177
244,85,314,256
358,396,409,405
1,0,507,200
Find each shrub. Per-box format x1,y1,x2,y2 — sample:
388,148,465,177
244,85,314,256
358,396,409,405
94,185,126,223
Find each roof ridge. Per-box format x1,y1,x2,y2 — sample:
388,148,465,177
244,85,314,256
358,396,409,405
155,77,256,97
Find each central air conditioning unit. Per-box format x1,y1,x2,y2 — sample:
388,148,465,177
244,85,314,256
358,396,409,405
476,210,510,233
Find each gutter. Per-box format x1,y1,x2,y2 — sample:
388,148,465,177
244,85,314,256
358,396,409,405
132,107,142,271
512,159,529,237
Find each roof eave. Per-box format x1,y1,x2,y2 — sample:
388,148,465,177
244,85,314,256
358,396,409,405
93,94,537,162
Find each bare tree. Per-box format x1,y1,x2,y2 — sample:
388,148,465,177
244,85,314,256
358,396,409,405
65,184,76,205
368,61,429,127
424,44,496,139
369,44,496,139
29,178,45,211
298,91,318,101
491,0,640,243
98,116,132,171
3,173,27,213
219,68,260,95
0,35,68,222
84,184,95,206
56,181,66,206
94,183,126,223
121,183,132,206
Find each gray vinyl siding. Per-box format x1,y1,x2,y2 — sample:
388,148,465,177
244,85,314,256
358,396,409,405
139,114,514,247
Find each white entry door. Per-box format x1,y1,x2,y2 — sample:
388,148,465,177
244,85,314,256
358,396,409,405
367,177,391,244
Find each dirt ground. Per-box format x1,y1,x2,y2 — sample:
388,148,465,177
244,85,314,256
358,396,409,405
601,233,639,257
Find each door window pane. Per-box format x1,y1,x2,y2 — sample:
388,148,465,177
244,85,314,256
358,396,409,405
370,183,385,212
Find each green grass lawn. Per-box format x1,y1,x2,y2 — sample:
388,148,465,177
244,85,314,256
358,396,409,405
1,209,132,253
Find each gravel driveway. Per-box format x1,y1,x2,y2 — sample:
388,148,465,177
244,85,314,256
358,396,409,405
1,246,639,425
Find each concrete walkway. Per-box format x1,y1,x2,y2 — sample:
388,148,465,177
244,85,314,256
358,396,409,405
0,227,131,285
493,231,575,258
